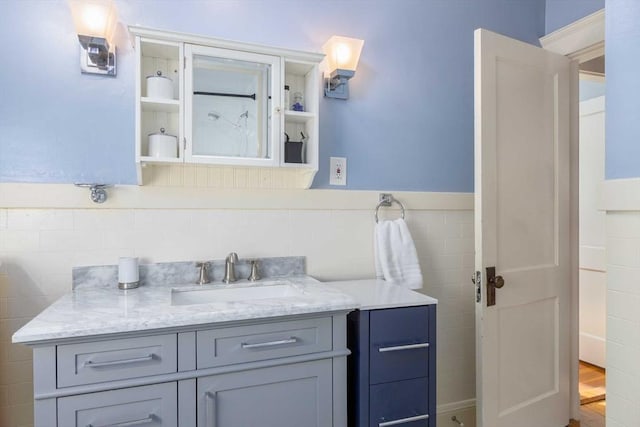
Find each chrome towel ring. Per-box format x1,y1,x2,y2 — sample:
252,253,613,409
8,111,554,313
375,193,406,223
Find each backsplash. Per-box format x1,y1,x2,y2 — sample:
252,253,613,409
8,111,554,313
0,190,474,427
72,256,305,289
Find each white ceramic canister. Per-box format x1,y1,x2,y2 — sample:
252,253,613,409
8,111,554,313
146,71,174,99
148,128,178,158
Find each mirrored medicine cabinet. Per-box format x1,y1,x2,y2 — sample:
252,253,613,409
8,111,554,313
130,26,323,188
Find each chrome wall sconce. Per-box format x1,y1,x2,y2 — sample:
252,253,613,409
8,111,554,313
69,0,118,76
75,184,112,204
322,36,364,99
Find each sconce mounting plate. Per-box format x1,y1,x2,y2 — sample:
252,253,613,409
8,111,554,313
78,36,117,76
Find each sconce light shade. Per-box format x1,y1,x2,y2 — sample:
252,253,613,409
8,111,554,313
322,36,364,99
69,0,118,76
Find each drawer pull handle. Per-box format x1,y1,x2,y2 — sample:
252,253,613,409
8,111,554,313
378,343,429,353
88,414,156,427
205,391,217,427
84,354,154,368
379,413,430,426
241,337,298,349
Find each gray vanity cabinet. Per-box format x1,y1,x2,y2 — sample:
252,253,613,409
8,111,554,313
197,360,333,427
30,312,349,427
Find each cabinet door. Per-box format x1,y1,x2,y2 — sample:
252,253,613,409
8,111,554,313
185,44,282,167
197,360,332,427
58,382,177,427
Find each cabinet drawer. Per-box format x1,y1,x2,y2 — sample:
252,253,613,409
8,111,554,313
370,378,429,427
58,382,177,427
369,306,430,384
57,334,178,387
197,317,332,369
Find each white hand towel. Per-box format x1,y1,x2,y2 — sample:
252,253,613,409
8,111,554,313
374,218,423,289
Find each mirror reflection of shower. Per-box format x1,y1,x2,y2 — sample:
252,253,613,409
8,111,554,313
191,53,270,160
206,109,251,157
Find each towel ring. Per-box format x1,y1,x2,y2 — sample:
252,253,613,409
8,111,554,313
375,194,406,223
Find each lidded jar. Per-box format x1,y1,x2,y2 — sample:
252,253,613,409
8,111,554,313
146,71,174,99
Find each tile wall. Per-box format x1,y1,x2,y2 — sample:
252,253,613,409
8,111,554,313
605,211,640,427
0,197,475,426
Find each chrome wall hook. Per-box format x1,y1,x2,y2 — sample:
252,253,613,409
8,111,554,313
75,184,112,204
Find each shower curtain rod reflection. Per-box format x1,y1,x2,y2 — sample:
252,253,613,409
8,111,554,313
194,91,256,100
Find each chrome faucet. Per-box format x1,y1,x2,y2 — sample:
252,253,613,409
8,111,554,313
196,262,210,285
223,252,238,283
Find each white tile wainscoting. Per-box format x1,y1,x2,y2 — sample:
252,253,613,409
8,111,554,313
0,185,475,427
601,178,640,427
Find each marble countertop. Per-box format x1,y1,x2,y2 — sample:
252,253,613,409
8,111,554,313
12,276,359,344
324,279,438,310
12,272,438,345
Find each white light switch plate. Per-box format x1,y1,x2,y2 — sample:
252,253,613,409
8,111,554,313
330,157,347,186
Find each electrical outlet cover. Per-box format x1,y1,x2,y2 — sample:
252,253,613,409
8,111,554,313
330,157,347,186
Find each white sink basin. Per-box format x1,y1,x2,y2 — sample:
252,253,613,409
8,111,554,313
171,283,304,306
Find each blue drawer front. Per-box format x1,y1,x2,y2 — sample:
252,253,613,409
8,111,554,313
370,377,429,427
369,306,430,384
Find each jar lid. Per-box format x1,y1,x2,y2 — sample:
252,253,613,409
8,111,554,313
146,70,172,81
148,127,176,137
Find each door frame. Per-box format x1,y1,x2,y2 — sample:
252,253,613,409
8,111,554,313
539,8,605,423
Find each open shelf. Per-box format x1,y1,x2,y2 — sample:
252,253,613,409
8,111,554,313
284,110,315,124
141,97,180,113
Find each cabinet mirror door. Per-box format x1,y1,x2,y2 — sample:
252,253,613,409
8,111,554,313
185,44,281,166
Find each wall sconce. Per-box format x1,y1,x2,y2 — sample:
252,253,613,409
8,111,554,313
322,36,364,99
69,0,118,76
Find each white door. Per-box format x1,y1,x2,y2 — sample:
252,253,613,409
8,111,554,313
474,29,572,427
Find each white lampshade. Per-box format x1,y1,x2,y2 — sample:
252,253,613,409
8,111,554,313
322,36,364,73
69,0,118,43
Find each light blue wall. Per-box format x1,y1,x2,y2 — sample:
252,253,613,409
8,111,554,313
605,0,640,180
545,0,604,34
0,0,546,192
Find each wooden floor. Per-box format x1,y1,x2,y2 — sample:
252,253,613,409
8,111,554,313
579,361,605,427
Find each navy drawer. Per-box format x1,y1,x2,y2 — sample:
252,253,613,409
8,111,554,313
370,377,429,427
369,306,430,384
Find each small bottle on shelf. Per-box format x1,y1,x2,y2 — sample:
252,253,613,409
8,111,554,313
292,92,304,112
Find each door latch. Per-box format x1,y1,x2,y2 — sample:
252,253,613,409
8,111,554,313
486,266,505,307
472,271,481,303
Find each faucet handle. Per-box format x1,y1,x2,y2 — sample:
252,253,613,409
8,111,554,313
196,262,210,285
248,260,261,282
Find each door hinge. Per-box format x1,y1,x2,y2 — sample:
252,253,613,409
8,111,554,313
183,137,187,151
184,57,187,69
473,271,481,303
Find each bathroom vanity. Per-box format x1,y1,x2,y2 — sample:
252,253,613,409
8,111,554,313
13,258,357,427
36,312,346,427
13,260,437,427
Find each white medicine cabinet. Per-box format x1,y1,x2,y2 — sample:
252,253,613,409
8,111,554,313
130,27,323,188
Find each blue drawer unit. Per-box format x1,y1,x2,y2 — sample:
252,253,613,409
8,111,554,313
347,305,436,427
